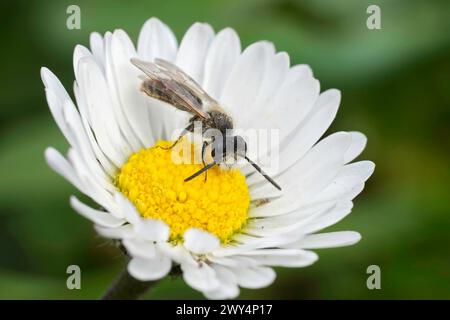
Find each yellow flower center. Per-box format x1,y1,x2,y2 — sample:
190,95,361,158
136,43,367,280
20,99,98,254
116,140,250,243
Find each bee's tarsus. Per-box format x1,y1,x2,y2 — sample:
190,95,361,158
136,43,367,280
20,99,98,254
201,141,209,183
185,162,216,182
157,141,178,150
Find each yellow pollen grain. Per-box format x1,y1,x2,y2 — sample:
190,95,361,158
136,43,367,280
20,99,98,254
116,140,250,243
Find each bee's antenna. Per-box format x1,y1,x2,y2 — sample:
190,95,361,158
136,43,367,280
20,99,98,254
245,157,281,191
184,162,216,182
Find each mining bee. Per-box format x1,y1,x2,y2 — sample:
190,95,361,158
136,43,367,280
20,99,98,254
131,58,281,190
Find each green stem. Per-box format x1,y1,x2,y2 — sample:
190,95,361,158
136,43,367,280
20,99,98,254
101,266,156,300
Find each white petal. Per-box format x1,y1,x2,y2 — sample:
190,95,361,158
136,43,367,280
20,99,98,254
208,255,257,268
240,64,318,175
114,193,170,241
285,231,361,249
345,132,367,163
128,255,171,281
277,88,341,173
204,265,239,300
76,56,129,166
73,44,93,79
62,101,115,193
252,52,290,112
247,202,335,235
345,183,365,200
300,200,354,234
246,199,354,238
249,132,351,217
230,266,276,289
220,41,272,123
202,28,241,99
40,67,71,105
66,147,118,215
236,249,318,268
181,262,220,292
247,79,320,176
109,30,154,148
89,32,105,67
176,22,214,84
304,160,375,206
250,200,353,237
114,192,140,224
95,224,134,239
158,242,197,266
183,228,220,254
66,129,114,193
70,196,125,227
41,68,72,144
44,147,84,192
137,17,177,62
238,51,290,132
103,32,142,151
72,81,117,176
249,187,283,202
53,90,114,185
135,219,170,242
255,68,320,142
135,20,181,141
122,239,157,259
247,89,341,189
213,232,302,257
289,64,313,78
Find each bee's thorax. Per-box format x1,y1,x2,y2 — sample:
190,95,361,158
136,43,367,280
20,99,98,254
207,110,234,132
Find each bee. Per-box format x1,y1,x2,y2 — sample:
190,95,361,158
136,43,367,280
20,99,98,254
131,58,281,190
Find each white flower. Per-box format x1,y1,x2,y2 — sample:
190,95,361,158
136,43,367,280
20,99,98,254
41,18,374,299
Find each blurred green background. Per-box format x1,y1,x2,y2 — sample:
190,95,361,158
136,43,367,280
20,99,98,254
1,0,449,299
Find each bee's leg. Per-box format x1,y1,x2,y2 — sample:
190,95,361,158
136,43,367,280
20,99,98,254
158,123,194,150
184,141,216,183
158,135,184,150
201,141,210,183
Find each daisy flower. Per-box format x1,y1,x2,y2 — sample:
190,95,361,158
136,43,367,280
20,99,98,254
42,18,374,299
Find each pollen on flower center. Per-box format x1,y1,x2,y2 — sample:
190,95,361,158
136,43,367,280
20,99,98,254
116,140,250,243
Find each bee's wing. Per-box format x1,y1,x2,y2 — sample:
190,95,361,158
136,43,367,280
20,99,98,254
131,58,167,80
154,58,219,108
131,58,211,120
